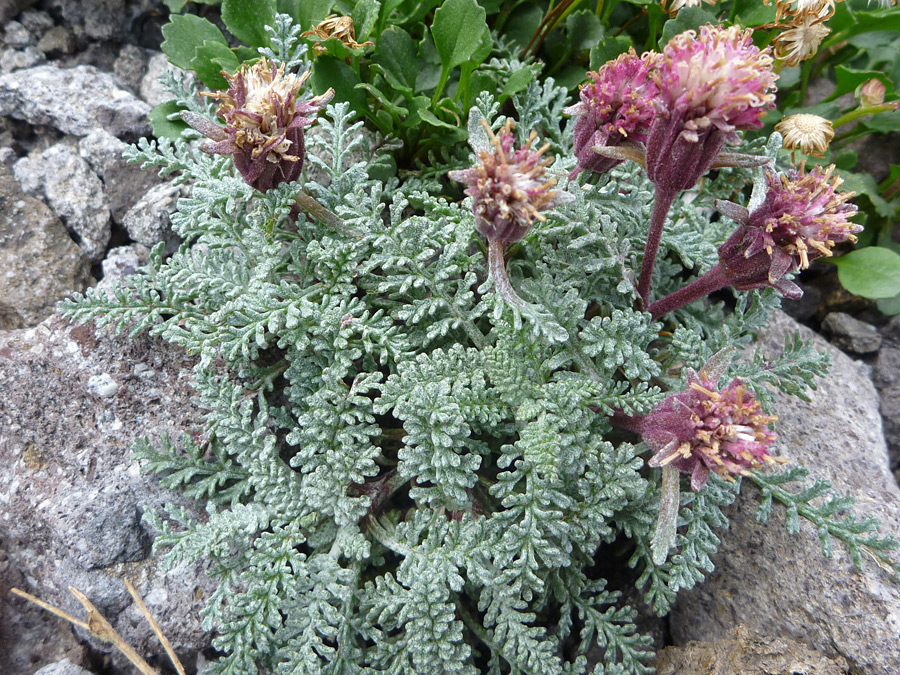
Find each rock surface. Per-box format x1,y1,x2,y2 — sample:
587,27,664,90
670,311,900,675
14,142,111,260
874,316,900,480
0,316,214,672
122,180,182,248
822,311,882,354
0,161,91,329
654,625,850,675
78,128,160,224
97,243,149,292
33,659,98,675
0,64,151,138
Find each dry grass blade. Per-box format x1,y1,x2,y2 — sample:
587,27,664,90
124,579,187,675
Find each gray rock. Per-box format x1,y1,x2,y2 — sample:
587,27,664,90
654,625,849,675
0,317,214,668
123,181,183,247
34,658,97,675
822,311,882,354
18,9,54,36
140,51,184,107
670,311,900,675
0,145,14,167
79,502,151,569
0,65,151,139
14,143,111,261
0,162,91,329
2,20,31,47
37,26,77,58
97,243,149,292
874,316,900,479
78,128,160,224
0,0,37,24
114,44,148,94
0,45,44,72
43,0,162,44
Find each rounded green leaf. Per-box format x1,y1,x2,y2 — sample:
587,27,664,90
432,0,489,72
161,14,228,70
222,0,277,48
832,247,900,299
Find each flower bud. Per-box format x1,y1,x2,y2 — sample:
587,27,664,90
449,120,568,243
563,48,658,178
859,78,886,106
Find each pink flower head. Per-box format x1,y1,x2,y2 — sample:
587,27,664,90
646,25,777,195
716,165,860,298
449,120,566,243
639,370,778,491
563,48,659,178
181,57,334,193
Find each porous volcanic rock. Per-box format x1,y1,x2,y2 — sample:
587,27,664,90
669,311,900,675
0,316,214,672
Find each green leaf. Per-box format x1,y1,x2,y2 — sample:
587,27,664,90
876,292,900,316
163,0,189,11
840,171,896,218
431,0,489,72
221,0,277,48
161,14,228,70
826,66,891,102
831,247,900,299
310,58,368,119
565,10,603,54
861,110,900,133
191,40,241,89
590,36,632,70
352,0,381,42
418,107,460,130
373,26,419,95
502,3,542,51
499,67,535,102
149,101,189,140
295,0,336,30
659,7,717,47
733,0,776,26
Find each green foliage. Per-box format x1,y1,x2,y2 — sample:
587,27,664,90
748,467,900,575
62,6,900,674
828,246,900,299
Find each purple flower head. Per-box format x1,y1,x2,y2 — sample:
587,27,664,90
449,120,567,243
181,57,334,193
716,165,860,298
637,368,778,491
645,25,777,195
563,48,659,178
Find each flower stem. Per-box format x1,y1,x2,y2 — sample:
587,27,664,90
488,239,528,310
646,264,730,320
637,188,676,307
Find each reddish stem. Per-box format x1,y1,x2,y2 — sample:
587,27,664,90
646,264,730,320
637,189,677,307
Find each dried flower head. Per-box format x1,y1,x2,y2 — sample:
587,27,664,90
638,369,778,491
773,17,831,67
716,165,861,297
448,120,563,243
662,0,718,16
563,48,659,177
645,24,777,194
301,15,373,55
181,58,334,193
775,113,834,157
